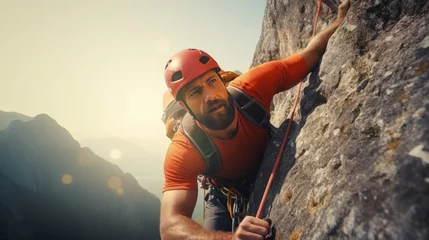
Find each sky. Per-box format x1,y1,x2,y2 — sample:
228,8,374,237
0,0,267,151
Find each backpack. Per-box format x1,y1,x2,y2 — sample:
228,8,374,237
179,85,272,177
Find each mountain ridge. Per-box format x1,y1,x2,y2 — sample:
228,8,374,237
0,113,161,239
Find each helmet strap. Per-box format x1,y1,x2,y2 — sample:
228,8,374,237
181,100,198,120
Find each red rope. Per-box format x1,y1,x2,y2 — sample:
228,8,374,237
256,0,323,219
313,0,323,36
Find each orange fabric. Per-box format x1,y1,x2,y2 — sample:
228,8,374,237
163,53,309,193
220,70,240,86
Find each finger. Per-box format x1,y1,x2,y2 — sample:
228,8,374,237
241,222,270,236
248,217,271,229
263,218,272,226
236,230,265,240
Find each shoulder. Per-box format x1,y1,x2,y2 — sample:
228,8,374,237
163,129,206,192
227,70,271,111
227,53,308,111
229,53,307,93
164,129,206,175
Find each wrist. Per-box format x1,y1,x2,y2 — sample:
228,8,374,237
331,18,342,29
335,16,345,25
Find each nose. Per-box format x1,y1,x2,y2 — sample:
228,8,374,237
203,88,217,103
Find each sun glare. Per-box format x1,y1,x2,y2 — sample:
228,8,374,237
109,148,122,160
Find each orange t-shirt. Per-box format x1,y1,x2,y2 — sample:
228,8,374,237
162,53,309,193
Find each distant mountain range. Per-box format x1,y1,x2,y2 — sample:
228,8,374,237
79,136,206,220
0,112,161,239
0,110,32,130
79,136,164,198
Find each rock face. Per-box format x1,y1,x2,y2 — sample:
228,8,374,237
0,114,161,240
248,0,429,239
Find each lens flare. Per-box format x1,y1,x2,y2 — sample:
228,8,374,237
62,174,73,184
108,176,122,190
116,188,124,196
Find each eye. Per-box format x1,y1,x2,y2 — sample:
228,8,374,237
208,78,216,85
189,88,201,97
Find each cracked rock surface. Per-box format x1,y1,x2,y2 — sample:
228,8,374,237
248,0,429,239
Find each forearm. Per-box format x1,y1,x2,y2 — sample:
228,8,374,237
296,0,351,71
306,19,342,58
161,214,232,240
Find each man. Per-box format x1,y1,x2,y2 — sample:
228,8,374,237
160,1,351,239
161,70,241,140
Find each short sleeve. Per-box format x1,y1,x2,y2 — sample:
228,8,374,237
229,53,309,112
162,132,206,193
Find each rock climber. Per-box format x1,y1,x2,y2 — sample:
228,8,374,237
162,70,241,140
160,1,351,239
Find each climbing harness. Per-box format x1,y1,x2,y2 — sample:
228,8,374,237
255,0,323,219
224,186,248,231
199,175,250,231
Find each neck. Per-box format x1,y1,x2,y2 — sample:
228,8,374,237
199,108,238,140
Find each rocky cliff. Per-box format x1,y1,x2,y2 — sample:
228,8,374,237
248,0,429,239
0,114,160,240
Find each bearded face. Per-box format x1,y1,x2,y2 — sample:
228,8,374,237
193,92,235,130
180,70,236,131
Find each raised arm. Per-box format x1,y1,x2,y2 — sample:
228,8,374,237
228,0,351,111
298,0,351,70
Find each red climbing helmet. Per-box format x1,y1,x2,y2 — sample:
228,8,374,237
164,48,221,99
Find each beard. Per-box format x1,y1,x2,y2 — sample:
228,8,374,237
194,93,235,131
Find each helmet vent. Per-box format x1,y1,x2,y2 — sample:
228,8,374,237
171,71,183,82
199,56,210,64
164,60,172,69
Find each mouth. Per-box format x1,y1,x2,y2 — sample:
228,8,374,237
208,103,224,113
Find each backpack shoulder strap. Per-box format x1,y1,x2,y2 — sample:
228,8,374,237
180,113,221,176
227,85,270,129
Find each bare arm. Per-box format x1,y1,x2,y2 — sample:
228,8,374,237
160,189,270,239
160,189,232,240
299,0,351,70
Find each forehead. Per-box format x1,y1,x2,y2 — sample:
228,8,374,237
182,70,218,91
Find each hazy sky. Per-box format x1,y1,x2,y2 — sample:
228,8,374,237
1,1,266,150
